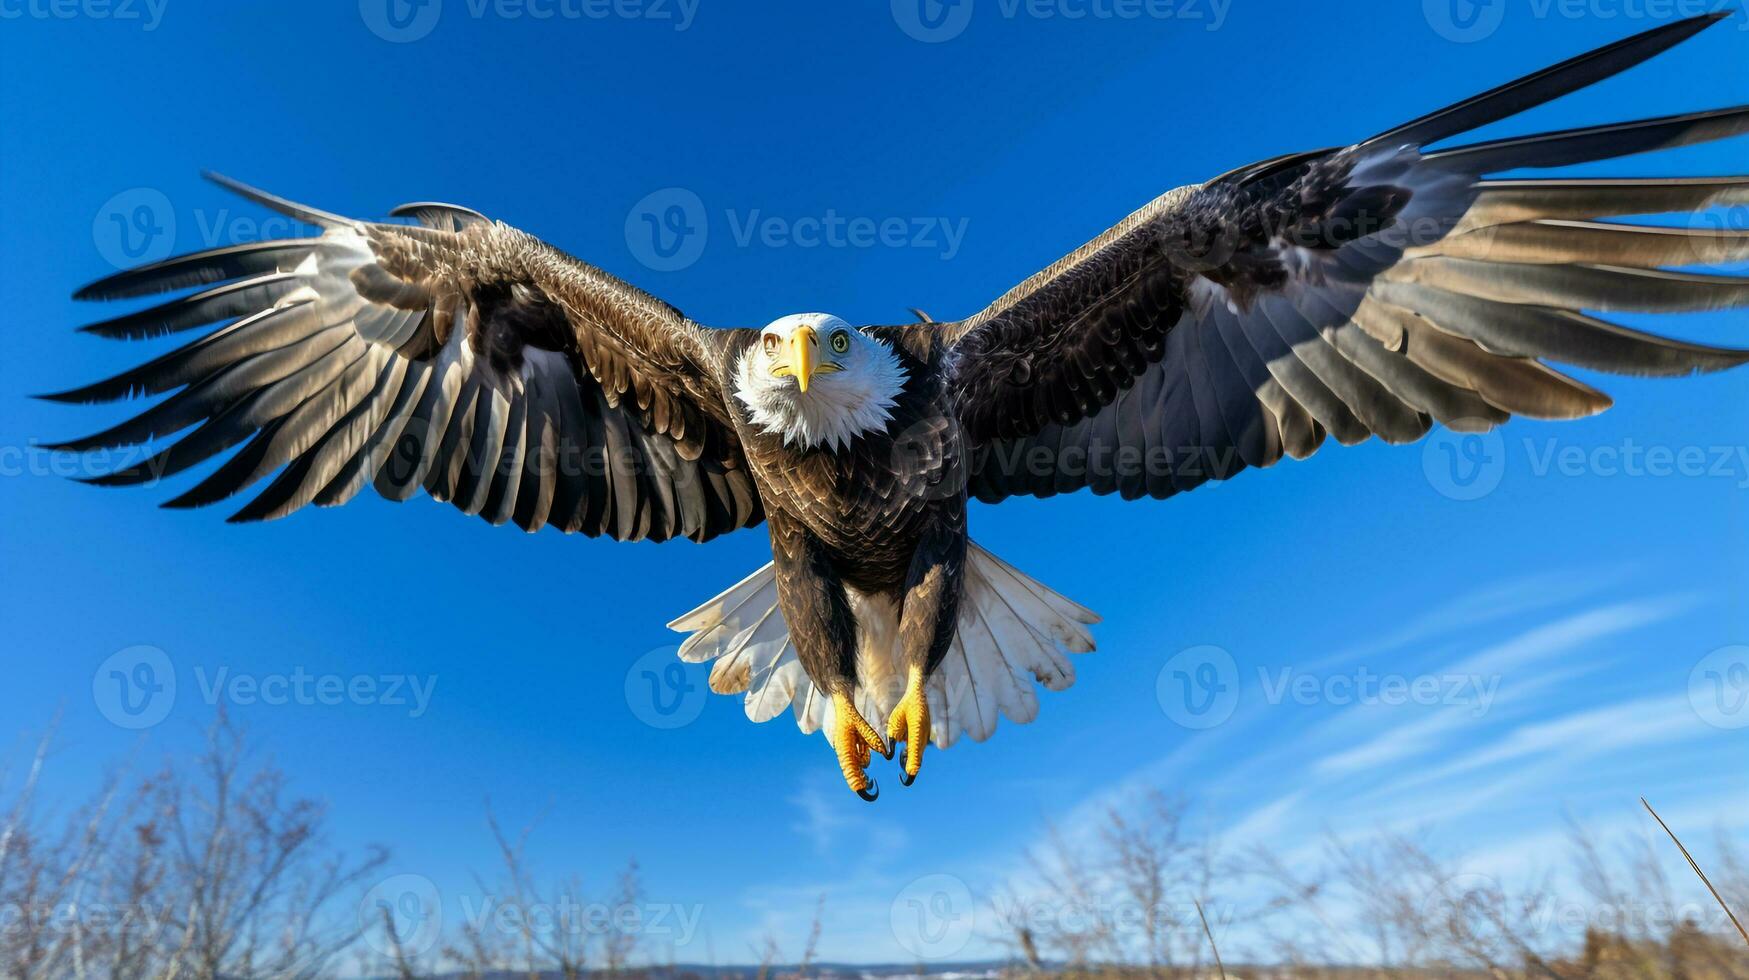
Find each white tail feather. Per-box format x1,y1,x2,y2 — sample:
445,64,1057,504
665,541,1099,748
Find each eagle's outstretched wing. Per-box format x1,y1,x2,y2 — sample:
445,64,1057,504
47,176,762,543
939,13,1749,503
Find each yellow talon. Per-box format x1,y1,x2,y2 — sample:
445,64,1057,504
885,664,930,786
830,691,886,801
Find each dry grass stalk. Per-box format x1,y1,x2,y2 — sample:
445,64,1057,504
1641,797,1749,949
1195,899,1227,980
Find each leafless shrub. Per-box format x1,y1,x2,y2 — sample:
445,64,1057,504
736,899,826,980
7,715,1744,979
1013,820,1119,970
791,895,824,980
421,808,650,980
995,795,1231,978
1714,833,1749,933
0,714,385,980
752,933,781,980
989,795,1745,980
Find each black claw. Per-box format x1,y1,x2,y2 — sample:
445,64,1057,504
881,741,895,761
857,779,880,802
899,768,916,787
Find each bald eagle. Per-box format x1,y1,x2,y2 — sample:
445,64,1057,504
48,14,1749,799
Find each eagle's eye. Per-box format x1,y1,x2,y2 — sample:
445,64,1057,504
762,333,780,355
830,330,851,354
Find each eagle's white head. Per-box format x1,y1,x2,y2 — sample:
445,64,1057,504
734,313,908,452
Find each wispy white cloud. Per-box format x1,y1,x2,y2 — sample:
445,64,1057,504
1223,790,1305,847
789,780,910,859
1314,705,1486,777
1301,564,1640,672
1406,693,1703,788
1448,784,1749,886
791,784,850,857
1447,596,1696,677
1310,597,1690,778
1315,658,1605,779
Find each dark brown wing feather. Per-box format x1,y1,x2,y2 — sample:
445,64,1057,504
47,175,762,543
938,13,1749,504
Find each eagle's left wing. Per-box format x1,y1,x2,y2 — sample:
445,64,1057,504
46,176,762,543
939,14,1749,503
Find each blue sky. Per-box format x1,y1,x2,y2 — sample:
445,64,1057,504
2,0,1748,967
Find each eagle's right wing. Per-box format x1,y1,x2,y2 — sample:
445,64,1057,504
938,14,1749,503
47,176,763,543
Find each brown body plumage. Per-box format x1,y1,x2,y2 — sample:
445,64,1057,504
729,331,969,709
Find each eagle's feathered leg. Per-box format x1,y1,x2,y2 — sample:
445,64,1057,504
769,511,889,800
889,514,968,785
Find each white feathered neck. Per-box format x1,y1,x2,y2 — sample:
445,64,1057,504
733,318,907,452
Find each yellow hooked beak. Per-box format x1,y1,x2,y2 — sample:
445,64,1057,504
788,324,818,392
771,324,843,392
